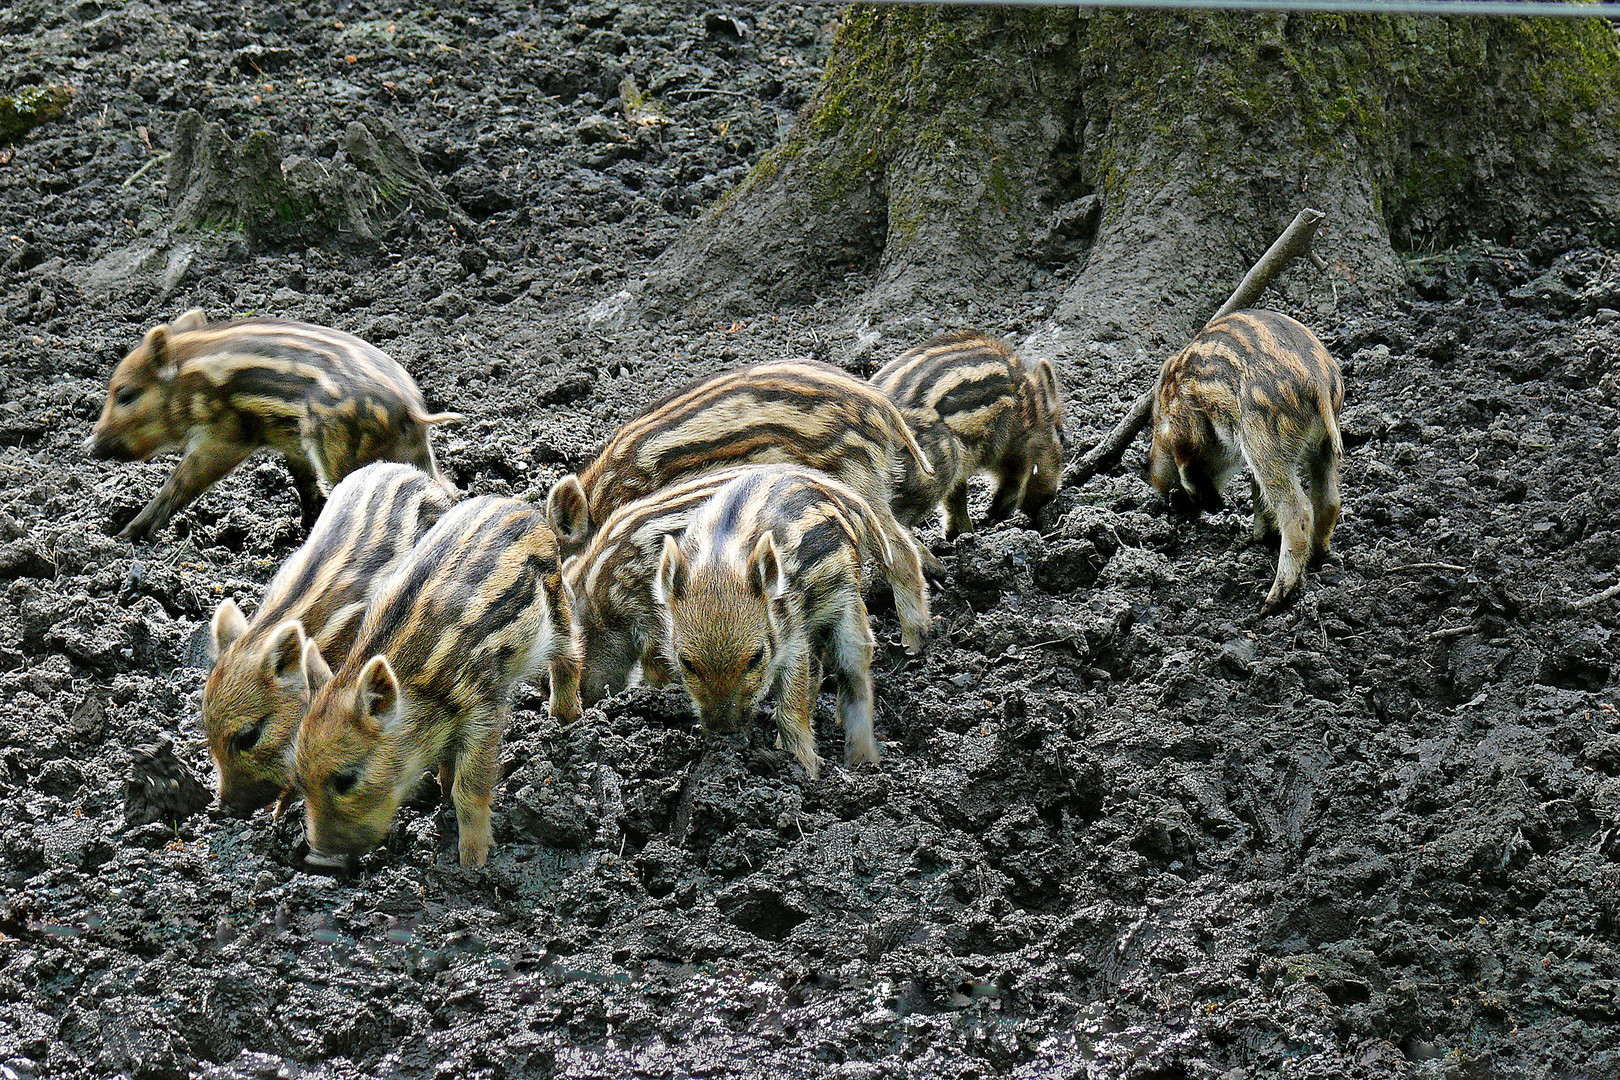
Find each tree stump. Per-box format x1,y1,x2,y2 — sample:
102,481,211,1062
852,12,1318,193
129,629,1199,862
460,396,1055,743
166,110,469,246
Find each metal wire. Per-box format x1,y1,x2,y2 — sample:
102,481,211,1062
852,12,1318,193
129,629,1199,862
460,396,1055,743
879,0,1620,17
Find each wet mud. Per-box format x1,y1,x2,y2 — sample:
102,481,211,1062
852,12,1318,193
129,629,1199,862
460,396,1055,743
2,3,1618,1078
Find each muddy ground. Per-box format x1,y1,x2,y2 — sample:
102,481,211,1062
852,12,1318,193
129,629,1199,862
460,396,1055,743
2,2,1620,1078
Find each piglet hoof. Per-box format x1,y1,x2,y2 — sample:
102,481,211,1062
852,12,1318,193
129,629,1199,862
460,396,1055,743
1259,588,1299,618
271,789,299,821
747,746,795,773
845,740,882,769
1164,489,1198,517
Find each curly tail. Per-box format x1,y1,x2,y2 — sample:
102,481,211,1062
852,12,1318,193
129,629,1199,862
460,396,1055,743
413,410,465,427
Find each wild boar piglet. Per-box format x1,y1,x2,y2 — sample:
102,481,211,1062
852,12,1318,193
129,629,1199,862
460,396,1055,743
294,496,580,871
1148,308,1344,614
653,466,930,780
562,466,752,709
87,309,459,541
872,329,1065,537
545,359,935,562
203,462,454,818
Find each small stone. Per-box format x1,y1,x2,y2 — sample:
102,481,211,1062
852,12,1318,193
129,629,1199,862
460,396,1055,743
123,737,211,828
575,114,619,145
1217,638,1255,677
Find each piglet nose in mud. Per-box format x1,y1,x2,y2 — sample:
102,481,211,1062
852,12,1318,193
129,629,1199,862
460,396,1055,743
294,837,359,878
701,706,748,735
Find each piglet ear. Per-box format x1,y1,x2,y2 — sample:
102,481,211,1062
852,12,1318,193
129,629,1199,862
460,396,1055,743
750,532,787,599
654,534,688,606
208,599,249,662
357,655,402,734
170,308,208,334
143,325,176,380
1034,357,1062,416
300,636,334,696
545,474,591,548
263,620,309,691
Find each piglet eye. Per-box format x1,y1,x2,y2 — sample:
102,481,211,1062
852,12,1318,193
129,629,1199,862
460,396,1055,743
747,647,766,669
331,769,360,796
114,386,141,407
679,656,697,674
230,719,266,755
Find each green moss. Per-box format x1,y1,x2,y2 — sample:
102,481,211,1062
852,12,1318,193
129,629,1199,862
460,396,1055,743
175,213,234,234
0,84,72,143
728,6,1620,259
274,197,320,225
746,7,1078,218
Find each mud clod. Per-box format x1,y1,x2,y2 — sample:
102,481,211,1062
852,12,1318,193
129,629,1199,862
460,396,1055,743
123,737,212,829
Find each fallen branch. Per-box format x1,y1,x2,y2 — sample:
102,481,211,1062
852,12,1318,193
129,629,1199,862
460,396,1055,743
1208,207,1327,323
1569,581,1620,612
1386,562,1468,574
1064,207,1328,488
121,152,168,188
666,88,758,101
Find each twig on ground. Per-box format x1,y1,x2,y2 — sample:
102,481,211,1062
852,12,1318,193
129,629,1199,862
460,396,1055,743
667,88,756,100
1569,581,1620,612
122,153,169,188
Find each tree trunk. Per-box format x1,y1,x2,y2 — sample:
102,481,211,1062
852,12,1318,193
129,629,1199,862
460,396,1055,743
620,8,1620,349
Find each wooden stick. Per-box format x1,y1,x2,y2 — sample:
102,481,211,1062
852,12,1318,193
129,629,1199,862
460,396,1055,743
1064,207,1328,488
1569,581,1620,612
121,153,169,188
1208,207,1327,324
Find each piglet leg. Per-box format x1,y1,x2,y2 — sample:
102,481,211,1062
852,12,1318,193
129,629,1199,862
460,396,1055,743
119,436,251,541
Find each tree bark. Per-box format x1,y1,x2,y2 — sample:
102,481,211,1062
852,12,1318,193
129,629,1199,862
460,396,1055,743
621,8,1620,349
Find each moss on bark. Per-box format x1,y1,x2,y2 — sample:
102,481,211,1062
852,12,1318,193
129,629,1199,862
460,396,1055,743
632,8,1620,338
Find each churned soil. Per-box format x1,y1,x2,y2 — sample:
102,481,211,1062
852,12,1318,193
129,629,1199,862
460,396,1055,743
3,2,1620,1078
